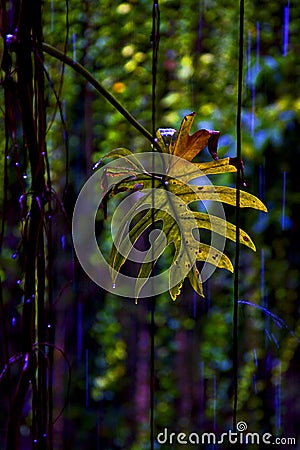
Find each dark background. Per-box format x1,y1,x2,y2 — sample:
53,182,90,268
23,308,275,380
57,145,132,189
0,0,299,448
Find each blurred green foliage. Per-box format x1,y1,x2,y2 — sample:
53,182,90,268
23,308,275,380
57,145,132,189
1,0,300,448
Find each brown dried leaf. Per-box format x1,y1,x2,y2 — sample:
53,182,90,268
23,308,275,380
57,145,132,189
170,112,220,161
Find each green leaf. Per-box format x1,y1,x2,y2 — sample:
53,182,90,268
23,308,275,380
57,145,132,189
187,266,204,298
100,113,268,301
193,158,238,176
197,243,234,272
170,279,184,301
155,129,169,153
169,266,204,301
193,212,256,251
167,156,237,182
95,147,146,173
169,180,268,212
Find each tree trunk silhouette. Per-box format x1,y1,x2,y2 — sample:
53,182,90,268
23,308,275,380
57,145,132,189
2,0,50,448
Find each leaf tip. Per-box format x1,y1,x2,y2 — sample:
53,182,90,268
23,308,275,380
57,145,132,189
170,280,183,301
255,200,268,213
241,234,256,251
228,262,234,273
208,131,220,161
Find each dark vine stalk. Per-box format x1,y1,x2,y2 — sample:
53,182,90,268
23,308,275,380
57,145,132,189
4,0,50,447
0,1,13,413
233,0,245,429
150,2,160,449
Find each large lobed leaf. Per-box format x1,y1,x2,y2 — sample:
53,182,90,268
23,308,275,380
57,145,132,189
96,113,268,301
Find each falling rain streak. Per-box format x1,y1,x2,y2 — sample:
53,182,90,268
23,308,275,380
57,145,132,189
260,248,265,306
283,1,290,56
72,33,77,62
275,362,282,435
260,248,271,350
77,301,83,364
281,171,286,231
86,349,89,408
2,1,298,447
253,348,258,394
246,21,260,137
199,361,205,428
247,30,255,136
256,22,260,73
51,0,54,32
213,375,217,432
193,290,197,319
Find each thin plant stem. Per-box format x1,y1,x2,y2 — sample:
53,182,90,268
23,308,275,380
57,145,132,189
233,0,244,428
150,2,160,449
